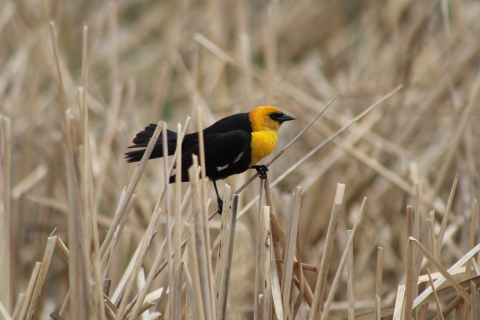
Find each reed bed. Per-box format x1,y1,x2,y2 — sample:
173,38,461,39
1,0,480,319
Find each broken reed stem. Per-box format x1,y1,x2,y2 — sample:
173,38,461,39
414,242,480,308
214,185,233,319
127,238,167,320
405,206,414,320
195,108,216,320
347,230,355,320
0,115,12,313
186,224,206,320
11,293,25,320
78,84,104,320
26,236,57,320
189,156,214,320
173,122,183,320
218,193,238,320
466,199,478,279
410,237,472,305
161,123,174,320
435,173,458,259
263,178,315,306
309,183,345,320
320,197,366,320
0,301,11,320
427,268,445,320
17,262,41,320
100,121,163,259
114,204,163,319
374,247,383,320
254,178,266,320
281,186,302,318
262,206,272,320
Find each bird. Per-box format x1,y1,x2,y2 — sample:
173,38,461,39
125,106,295,212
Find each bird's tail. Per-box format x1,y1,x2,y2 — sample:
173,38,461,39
125,124,177,163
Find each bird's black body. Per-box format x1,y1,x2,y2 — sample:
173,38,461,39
126,113,254,182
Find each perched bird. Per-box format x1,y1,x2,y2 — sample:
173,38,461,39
125,106,295,212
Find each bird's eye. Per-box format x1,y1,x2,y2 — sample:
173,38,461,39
269,113,281,121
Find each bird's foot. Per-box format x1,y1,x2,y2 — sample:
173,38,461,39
217,197,224,214
252,165,269,179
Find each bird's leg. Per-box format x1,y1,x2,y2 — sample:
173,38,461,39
213,180,223,214
251,165,269,179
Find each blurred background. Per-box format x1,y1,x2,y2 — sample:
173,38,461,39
1,0,480,318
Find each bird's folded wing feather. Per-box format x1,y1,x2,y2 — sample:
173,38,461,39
180,130,251,179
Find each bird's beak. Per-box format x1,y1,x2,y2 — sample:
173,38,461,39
278,113,295,123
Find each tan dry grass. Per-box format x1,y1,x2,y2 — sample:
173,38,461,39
1,0,480,319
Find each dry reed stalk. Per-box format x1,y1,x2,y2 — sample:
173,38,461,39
135,268,148,320
309,183,345,319
196,109,216,318
11,165,47,200
114,204,163,319
219,193,239,319
254,177,266,320
466,199,478,279
189,156,215,320
80,79,107,320
472,281,480,319
435,174,458,260
103,195,137,277
320,197,366,320
214,185,233,319
263,178,314,305
26,236,57,320
374,247,383,320
410,237,472,305
11,293,24,320
270,252,284,320
405,228,413,320
392,285,405,320
433,69,480,195
430,210,437,270
405,206,417,319
161,123,174,319
126,236,167,319
281,186,302,318
347,230,355,320
414,243,480,308
99,120,163,259
426,268,444,320
65,112,93,320
125,118,190,316
173,122,184,320
262,206,272,320
292,222,305,319
0,115,11,313
0,301,12,320
186,224,205,320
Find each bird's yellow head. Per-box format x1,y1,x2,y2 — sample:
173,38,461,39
248,106,295,132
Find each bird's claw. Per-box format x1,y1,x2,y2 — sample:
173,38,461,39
253,165,269,179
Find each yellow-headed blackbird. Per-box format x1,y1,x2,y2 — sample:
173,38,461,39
125,106,295,211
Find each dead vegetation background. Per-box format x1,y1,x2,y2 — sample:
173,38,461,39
1,0,480,319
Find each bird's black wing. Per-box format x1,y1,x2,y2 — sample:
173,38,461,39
125,124,178,162
173,130,252,182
